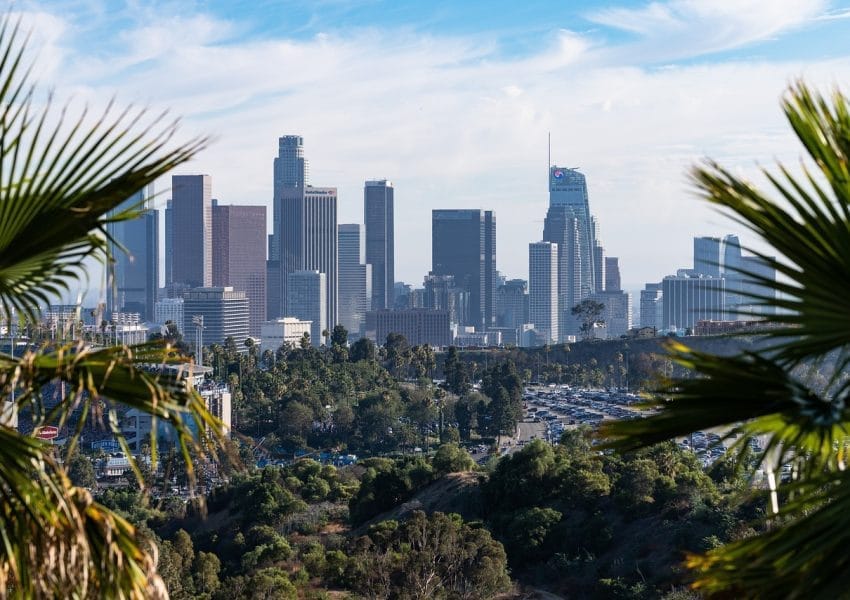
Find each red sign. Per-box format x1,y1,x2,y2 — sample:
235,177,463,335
34,426,59,440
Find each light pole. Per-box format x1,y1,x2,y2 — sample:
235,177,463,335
192,315,204,365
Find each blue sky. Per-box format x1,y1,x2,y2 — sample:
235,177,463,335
17,0,850,299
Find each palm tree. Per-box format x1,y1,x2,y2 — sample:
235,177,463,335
0,20,218,598
601,82,850,598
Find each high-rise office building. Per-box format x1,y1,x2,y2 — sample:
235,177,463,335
662,273,727,330
338,224,372,338
212,204,267,336
183,286,250,346
171,175,212,289
154,298,184,332
588,290,632,338
364,180,394,310
605,257,621,292
268,136,308,318
548,167,597,295
287,270,327,347
693,234,775,317
496,279,529,329
543,167,600,337
366,309,452,347
106,185,158,321
164,199,173,289
431,209,496,331
271,136,307,261
529,242,559,344
269,137,337,331
423,273,469,326
640,283,663,330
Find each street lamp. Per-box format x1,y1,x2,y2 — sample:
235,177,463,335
192,315,204,365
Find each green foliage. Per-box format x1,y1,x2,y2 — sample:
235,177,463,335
347,511,511,600
433,443,475,475
348,457,435,525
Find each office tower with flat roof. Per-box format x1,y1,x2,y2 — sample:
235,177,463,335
287,270,327,347
154,298,184,333
694,236,722,278
366,309,452,347
605,257,621,292
529,241,559,344
164,199,173,288
364,180,394,310
662,273,727,330
338,224,372,338
431,209,496,331
171,175,212,289
543,206,580,334
212,204,267,336
106,185,158,321
496,278,528,330
588,290,632,338
423,273,469,326
183,286,249,346
640,283,663,330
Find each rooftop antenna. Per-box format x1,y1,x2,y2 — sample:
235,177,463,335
548,131,551,174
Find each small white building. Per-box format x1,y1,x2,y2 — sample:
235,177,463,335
260,317,313,353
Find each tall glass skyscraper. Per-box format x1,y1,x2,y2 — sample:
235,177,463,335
364,180,394,310
212,204,267,336
542,166,599,337
268,136,308,318
431,209,497,331
106,184,158,321
171,174,212,290
338,224,371,338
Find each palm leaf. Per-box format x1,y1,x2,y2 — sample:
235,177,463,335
0,16,215,597
599,82,850,595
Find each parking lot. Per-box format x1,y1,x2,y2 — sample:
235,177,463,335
524,385,760,469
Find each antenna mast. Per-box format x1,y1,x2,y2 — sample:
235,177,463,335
548,131,551,175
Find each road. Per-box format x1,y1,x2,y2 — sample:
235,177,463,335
503,419,547,455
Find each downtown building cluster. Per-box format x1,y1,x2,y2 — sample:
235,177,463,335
98,135,776,352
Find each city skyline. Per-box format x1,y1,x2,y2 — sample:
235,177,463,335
19,0,850,299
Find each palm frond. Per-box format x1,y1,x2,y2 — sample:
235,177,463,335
0,17,207,323
690,83,850,367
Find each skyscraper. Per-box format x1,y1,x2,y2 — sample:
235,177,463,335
338,224,372,338
662,273,727,329
183,286,250,346
106,185,158,321
212,204,267,336
164,199,173,289
496,279,529,330
270,186,338,328
268,136,308,318
269,137,338,331
529,241,559,344
548,167,597,294
271,136,307,261
287,270,326,346
431,209,497,331
605,257,621,292
171,175,212,289
364,180,394,310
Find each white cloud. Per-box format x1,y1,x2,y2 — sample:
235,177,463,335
588,0,828,61
20,0,850,303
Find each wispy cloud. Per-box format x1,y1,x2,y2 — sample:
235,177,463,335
587,0,828,61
